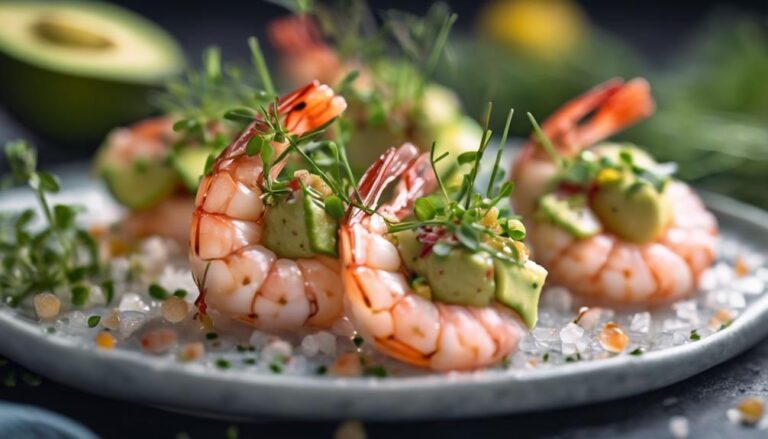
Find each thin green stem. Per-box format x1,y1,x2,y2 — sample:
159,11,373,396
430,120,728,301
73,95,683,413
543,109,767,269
487,108,514,197
527,112,561,166
248,37,275,96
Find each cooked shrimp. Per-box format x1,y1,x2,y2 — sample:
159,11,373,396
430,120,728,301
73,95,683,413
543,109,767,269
512,78,717,305
340,145,531,371
268,15,345,86
189,81,348,330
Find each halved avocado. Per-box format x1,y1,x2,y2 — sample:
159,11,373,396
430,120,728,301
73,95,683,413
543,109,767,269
0,2,184,144
171,148,210,192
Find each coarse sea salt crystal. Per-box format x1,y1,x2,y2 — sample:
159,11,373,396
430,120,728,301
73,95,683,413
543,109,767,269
118,311,146,338
669,416,689,438
673,300,699,324
560,322,584,344
69,311,87,329
109,257,131,282
542,287,573,314
735,277,764,295
315,331,337,356
698,269,718,291
249,330,272,349
157,266,197,297
729,291,747,309
630,312,652,333
300,334,320,357
262,339,292,362
89,285,106,306
119,293,150,313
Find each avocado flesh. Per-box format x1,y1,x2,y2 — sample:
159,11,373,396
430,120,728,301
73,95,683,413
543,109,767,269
494,259,547,329
0,2,184,144
537,193,602,238
396,230,496,307
171,149,211,192
263,190,338,259
591,176,672,243
102,161,179,211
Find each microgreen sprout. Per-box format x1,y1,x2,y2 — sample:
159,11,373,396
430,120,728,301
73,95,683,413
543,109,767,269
1,141,104,307
384,105,526,265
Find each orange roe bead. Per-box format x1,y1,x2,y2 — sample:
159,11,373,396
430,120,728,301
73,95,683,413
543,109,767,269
331,352,363,377
178,342,205,362
738,397,765,425
734,256,750,277
140,328,178,355
162,296,189,323
599,322,629,353
708,309,733,331
33,293,61,320
95,331,116,350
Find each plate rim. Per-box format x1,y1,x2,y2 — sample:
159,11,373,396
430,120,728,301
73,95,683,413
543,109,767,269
0,190,766,419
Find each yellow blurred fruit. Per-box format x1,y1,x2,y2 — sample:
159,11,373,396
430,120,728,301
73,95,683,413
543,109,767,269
478,0,587,59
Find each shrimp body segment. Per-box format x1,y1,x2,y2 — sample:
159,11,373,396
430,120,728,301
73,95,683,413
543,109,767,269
340,145,533,371
189,81,348,330
513,78,717,305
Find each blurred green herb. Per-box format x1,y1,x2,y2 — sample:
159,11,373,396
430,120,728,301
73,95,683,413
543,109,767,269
1,141,103,307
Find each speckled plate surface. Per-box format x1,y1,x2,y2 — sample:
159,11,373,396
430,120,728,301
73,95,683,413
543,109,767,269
1,165,768,420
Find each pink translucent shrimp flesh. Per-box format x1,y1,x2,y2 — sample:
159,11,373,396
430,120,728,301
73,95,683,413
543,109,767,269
512,78,718,305
189,81,348,330
340,145,527,371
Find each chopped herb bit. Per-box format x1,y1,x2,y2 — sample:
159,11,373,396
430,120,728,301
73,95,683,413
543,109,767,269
46,327,55,334
3,370,16,388
236,344,248,353
363,366,388,378
102,280,115,304
353,334,364,348
148,284,169,300
21,372,42,387
215,358,231,369
501,357,510,369
629,348,644,356
242,358,257,365
542,352,550,362
690,329,701,341
172,289,188,299
71,286,89,306
87,315,101,328
316,365,328,375
206,332,219,340
226,425,239,439
269,362,283,373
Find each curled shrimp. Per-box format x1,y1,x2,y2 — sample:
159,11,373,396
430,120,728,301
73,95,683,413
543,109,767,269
189,81,348,330
268,16,345,86
512,78,718,305
340,145,529,371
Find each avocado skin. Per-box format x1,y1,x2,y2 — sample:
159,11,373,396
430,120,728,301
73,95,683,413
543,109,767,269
0,52,163,146
494,259,547,329
591,177,671,243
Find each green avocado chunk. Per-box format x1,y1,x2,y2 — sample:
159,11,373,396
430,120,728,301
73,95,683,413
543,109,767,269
263,189,338,259
101,160,179,210
396,230,496,307
537,193,602,238
0,2,184,144
494,259,548,329
171,148,210,192
591,175,671,243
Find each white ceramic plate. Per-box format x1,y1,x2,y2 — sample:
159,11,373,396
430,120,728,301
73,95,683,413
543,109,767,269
1,166,768,420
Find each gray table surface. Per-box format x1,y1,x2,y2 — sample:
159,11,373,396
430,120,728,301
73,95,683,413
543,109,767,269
1,106,766,439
